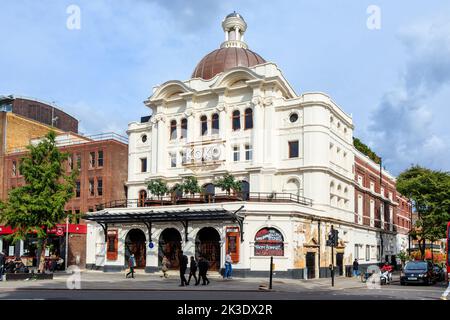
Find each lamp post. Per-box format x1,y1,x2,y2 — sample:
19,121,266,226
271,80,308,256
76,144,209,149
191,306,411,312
65,215,69,270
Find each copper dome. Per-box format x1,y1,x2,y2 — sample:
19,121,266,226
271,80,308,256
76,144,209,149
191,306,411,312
191,47,266,80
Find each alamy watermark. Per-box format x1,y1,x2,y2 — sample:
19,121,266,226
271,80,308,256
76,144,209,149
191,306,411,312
366,5,381,30
66,265,81,289
66,4,81,30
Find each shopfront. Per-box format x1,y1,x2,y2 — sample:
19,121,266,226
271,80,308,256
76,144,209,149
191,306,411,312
0,224,87,269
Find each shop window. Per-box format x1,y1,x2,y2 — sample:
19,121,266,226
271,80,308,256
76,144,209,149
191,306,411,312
232,110,241,131
97,178,103,196
180,118,187,139
106,229,118,261
98,150,104,167
170,120,177,140
200,115,208,136
244,108,253,129
212,113,219,134
288,141,299,158
254,228,284,256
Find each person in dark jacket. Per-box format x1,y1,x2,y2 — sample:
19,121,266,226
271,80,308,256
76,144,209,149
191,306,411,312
126,253,136,279
196,255,210,286
178,250,188,286
352,259,359,277
187,256,198,285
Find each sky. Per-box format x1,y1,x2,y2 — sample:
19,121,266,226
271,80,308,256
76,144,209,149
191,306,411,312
1,0,449,176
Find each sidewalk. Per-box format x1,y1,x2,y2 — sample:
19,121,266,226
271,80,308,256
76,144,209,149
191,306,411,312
0,270,367,292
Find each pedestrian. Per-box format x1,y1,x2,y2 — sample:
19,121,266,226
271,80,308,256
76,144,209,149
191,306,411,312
126,253,136,278
178,250,188,286
0,250,6,281
441,280,450,300
352,259,359,277
197,255,210,286
161,255,170,278
224,252,233,279
187,256,198,285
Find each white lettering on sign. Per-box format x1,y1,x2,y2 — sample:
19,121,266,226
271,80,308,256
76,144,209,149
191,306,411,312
184,144,222,163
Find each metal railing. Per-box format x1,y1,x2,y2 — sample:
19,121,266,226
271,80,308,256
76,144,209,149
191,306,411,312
94,192,313,211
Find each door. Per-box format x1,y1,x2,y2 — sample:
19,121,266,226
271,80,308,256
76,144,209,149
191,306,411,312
306,252,316,279
336,253,344,276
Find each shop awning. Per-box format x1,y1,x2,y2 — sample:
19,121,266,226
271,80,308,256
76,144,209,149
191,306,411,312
84,206,245,242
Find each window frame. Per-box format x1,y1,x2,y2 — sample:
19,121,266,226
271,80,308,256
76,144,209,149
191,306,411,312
245,144,252,161
232,110,241,131
211,113,219,134
170,120,177,140
233,145,240,162
200,115,208,136
97,178,103,197
244,108,253,130
140,158,147,173
180,118,187,139
288,140,299,158
97,150,104,167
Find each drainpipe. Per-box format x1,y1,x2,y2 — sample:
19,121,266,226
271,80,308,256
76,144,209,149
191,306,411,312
318,220,321,278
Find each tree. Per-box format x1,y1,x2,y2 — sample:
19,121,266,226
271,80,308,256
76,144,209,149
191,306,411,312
397,165,450,259
147,179,168,199
353,137,381,164
0,131,77,272
215,172,242,196
180,176,202,197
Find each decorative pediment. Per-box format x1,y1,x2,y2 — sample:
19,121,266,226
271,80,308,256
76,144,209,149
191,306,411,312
304,237,319,247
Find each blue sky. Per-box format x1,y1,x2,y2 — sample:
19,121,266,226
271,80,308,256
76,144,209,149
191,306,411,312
1,0,449,175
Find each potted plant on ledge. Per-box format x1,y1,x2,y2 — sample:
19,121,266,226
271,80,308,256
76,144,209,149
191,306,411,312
147,179,170,206
177,176,204,205
215,172,243,202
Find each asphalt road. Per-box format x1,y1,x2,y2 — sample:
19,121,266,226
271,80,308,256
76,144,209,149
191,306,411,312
0,283,446,300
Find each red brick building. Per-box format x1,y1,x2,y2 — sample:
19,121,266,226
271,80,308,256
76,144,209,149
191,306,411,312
354,149,412,261
0,133,128,269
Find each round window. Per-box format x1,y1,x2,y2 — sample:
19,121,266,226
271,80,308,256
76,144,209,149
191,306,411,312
289,113,299,123
141,135,147,143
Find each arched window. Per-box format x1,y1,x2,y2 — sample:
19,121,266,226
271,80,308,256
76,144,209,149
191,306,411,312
138,190,147,207
180,118,187,139
232,110,241,131
211,113,219,134
200,115,208,136
254,228,284,256
170,120,177,140
244,108,253,129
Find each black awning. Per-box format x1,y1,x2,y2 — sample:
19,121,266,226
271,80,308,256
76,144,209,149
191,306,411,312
84,207,241,224
83,206,245,242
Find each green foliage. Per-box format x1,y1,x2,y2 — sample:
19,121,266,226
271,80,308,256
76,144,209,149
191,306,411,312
215,172,242,195
397,165,450,257
147,179,169,199
396,250,410,263
0,131,77,242
180,176,203,196
353,137,381,164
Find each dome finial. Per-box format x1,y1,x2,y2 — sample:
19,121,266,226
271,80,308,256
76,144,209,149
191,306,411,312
221,12,248,49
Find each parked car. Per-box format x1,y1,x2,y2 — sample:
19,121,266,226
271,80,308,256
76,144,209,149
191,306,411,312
400,261,437,285
433,264,446,282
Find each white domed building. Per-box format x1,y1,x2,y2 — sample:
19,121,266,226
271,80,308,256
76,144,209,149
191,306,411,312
85,13,405,278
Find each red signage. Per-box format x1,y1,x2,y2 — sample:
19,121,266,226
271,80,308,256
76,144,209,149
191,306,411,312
254,228,284,256
0,224,87,235
55,227,64,236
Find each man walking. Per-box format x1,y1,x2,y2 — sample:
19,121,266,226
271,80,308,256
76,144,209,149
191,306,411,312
352,259,359,277
197,255,210,285
126,253,136,279
187,256,198,285
178,250,188,286
0,250,6,281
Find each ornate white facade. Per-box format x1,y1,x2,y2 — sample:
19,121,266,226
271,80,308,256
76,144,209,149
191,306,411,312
86,13,403,278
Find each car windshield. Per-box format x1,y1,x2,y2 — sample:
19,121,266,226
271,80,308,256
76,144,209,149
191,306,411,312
405,262,427,270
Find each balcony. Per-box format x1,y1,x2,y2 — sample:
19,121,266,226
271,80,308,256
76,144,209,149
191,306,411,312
95,192,313,211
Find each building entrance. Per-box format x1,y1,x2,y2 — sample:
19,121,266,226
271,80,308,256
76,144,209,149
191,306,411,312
125,229,146,268
195,227,221,271
159,228,182,269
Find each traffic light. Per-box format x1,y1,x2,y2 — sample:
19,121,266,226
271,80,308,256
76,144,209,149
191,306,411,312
327,227,339,247
333,229,339,247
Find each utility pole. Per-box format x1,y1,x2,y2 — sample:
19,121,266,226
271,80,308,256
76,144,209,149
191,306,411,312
269,256,273,289
65,215,69,271
327,225,338,287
